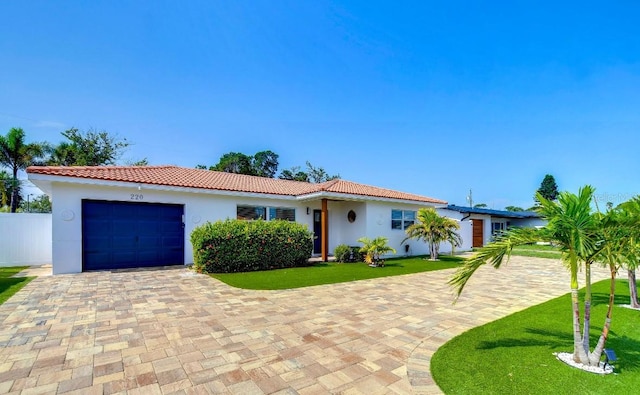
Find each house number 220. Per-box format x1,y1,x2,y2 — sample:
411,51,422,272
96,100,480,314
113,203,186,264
130,194,144,200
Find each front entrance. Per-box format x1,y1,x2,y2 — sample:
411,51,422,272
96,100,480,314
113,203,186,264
472,219,484,248
313,209,322,254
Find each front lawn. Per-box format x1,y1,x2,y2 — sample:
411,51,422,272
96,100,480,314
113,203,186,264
431,279,640,394
510,243,562,259
0,266,34,305
210,255,464,290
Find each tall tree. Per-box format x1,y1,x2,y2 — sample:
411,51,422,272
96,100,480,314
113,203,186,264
536,174,559,201
20,194,52,213
278,166,309,182
450,186,627,367
0,170,11,208
618,197,640,308
252,150,279,178
505,206,524,212
304,161,339,183
0,127,47,212
403,207,462,260
48,128,130,166
211,152,254,174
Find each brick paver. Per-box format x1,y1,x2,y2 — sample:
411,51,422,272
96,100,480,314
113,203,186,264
0,257,609,394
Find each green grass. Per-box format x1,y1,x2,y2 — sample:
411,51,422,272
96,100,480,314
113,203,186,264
510,244,562,259
0,267,34,305
431,279,640,394
210,255,464,290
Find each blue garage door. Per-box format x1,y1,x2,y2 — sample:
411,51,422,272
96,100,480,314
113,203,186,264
82,200,184,271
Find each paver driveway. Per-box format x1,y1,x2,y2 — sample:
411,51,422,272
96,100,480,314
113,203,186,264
0,256,609,394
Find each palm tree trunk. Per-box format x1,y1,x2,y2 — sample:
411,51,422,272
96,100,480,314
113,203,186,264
582,262,592,355
9,166,18,213
429,236,436,260
629,269,639,308
572,288,589,364
569,256,589,364
589,263,617,365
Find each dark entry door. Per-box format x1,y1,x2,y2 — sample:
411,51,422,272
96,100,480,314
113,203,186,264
472,219,484,248
313,209,322,254
82,200,184,271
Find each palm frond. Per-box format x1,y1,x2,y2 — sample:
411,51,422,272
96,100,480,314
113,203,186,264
449,227,540,299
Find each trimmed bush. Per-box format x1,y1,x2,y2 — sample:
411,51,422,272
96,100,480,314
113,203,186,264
191,219,313,273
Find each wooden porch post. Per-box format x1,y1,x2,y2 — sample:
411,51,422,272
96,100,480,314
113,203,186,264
321,198,328,262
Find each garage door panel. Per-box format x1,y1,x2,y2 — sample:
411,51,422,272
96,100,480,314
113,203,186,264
82,200,184,271
139,236,160,248
84,236,111,250
84,252,112,269
161,249,183,263
138,250,161,263
112,236,137,249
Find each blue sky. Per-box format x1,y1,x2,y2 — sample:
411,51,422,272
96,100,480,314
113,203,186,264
2,1,640,209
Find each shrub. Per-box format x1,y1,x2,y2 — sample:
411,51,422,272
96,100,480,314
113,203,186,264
191,219,313,273
358,236,396,265
333,244,351,263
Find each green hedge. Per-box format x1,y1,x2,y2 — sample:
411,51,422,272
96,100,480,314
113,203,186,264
191,219,313,273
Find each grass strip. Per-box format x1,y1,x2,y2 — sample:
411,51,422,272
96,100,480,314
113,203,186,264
210,255,464,290
431,279,640,394
0,266,34,305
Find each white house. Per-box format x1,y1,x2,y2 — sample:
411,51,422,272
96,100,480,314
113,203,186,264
446,205,546,248
27,165,472,274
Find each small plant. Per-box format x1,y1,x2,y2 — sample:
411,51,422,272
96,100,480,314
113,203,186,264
333,244,352,263
357,236,396,267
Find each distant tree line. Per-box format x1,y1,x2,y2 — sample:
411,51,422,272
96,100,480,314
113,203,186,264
2,126,340,213
197,153,339,183
1,126,139,212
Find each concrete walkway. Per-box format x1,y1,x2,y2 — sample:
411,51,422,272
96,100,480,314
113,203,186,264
0,257,609,394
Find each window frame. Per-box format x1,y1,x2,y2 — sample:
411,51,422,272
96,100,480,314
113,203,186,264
391,209,416,230
237,205,296,222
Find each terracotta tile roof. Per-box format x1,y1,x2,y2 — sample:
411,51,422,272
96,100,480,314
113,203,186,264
26,165,446,204
316,179,447,204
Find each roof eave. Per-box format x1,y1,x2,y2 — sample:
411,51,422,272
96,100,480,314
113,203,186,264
26,173,299,201
297,191,447,206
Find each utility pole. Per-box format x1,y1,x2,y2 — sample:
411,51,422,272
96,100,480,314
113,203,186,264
466,189,473,208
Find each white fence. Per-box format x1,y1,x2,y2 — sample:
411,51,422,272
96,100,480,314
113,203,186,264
0,213,52,266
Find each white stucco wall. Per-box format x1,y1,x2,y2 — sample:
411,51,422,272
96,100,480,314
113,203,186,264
324,201,366,251
438,208,473,252
359,202,470,258
45,179,470,273
49,183,312,274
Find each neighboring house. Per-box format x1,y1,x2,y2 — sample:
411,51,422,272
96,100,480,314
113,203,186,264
27,165,468,274
447,205,546,248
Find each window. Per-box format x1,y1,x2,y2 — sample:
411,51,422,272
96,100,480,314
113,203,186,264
237,205,266,220
269,207,296,221
237,205,296,222
392,209,416,230
492,222,506,235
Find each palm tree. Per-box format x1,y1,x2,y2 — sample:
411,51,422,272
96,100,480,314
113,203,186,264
403,207,462,260
618,197,640,308
0,128,47,212
0,170,11,208
357,236,396,266
449,186,624,367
